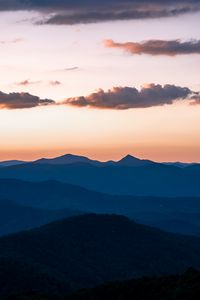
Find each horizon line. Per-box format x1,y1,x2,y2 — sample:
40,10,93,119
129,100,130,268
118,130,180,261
0,152,199,164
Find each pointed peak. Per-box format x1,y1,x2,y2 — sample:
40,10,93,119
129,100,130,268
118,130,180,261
119,154,141,163
117,154,153,167
123,154,139,160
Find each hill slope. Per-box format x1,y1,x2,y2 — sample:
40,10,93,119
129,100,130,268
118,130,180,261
1,214,200,297
0,199,80,236
1,179,200,236
67,268,200,300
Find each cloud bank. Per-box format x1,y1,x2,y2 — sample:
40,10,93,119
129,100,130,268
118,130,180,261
41,6,196,25
1,84,199,110
0,91,55,109
104,39,200,56
63,84,195,110
0,1,200,24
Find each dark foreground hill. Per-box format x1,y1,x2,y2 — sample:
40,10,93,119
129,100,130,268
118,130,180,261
68,268,200,300
1,179,200,236
5,268,200,300
1,214,200,298
0,158,200,197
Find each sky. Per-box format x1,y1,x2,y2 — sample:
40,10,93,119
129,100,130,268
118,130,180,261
0,0,200,162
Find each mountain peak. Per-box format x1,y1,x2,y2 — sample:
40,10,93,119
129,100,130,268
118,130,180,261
117,154,153,166
34,153,100,166
122,154,140,161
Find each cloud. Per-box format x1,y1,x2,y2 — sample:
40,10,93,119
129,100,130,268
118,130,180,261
190,93,200,105
41,6,198,25
0,38,24,45
0,91,55,109
53,67,79,73
0,1,199,24
62,84,195,110
16,79,41,86
1,83,199,110
104,39,200,56
64,67,79,71
49,80,62,86
15,79,62,86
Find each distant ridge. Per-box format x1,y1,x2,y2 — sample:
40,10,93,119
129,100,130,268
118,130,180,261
34,153,102,166
33,153,198,168
163,162,196,168
1,153,198,168
0,199,80,236
0,157,200,197
0,160,26,168
2,178,200,236
33,153,155,167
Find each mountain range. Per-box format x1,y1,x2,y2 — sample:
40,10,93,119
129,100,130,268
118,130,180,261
0,153,197,168
0,154,200,197
0,153,200,299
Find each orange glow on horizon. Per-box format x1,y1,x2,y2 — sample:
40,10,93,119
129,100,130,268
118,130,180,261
1,144,200,163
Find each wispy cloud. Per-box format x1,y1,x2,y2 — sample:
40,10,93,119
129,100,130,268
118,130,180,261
16,79,41,86
15,79,62,86
104,39,200,56
0,38,24,45
62,84,196,110
0,91,55,109
64,67,79,71
49,80,62,86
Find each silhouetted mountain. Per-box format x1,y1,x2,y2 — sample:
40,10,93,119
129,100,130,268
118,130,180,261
1,214,200,298
0,257,69,299
0,161,200,197
34,154,101,166
1,179,200,236
0,160,26,168
0,199,81,236
7,268,200,300
34,153,154,167
117,154,154,166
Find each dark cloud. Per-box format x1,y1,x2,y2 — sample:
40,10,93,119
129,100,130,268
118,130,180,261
41,6,197,25
0,91,55,109
63,84,195,110
0,1,200,24
190,92,200,105
104,39,200,56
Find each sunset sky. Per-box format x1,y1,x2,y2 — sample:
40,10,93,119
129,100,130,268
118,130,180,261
0,1,200,162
